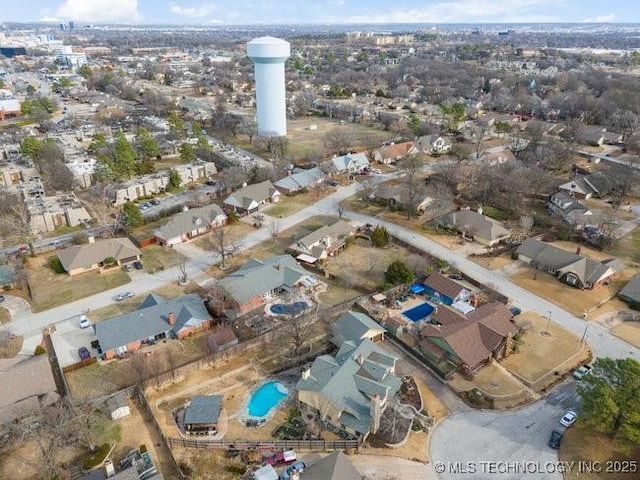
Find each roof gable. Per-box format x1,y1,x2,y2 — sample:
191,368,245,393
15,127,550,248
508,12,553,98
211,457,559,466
57,238,141,271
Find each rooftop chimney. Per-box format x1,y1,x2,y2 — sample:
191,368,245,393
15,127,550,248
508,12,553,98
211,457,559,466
301,366,311,380
168,312,175,325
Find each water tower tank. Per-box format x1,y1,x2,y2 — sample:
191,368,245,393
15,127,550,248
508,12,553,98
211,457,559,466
247,37,291,137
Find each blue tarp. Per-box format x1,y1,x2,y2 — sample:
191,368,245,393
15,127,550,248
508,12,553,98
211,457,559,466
403,302,435,322
409,284,425,294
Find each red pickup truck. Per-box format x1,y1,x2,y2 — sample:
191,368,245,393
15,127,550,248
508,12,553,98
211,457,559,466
264,450,297,467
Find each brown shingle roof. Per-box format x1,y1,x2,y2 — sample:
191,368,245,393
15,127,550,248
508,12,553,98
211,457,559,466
56,238,141,272
424,272,467,300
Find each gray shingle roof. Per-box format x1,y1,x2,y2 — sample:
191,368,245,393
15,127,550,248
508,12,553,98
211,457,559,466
620,276,640,303
95,294,211,353
155,204,226,241
443,210,510,243
223,180,278,210
218,255,314,305
331,311,386,346
330,152,369,173
303,451,362,480
274,167,325,192
57,238,141,271
290,220,353,256
184,395,222,425
296,338,400,435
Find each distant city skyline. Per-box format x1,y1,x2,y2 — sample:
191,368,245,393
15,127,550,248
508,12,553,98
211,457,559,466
2,0,639,26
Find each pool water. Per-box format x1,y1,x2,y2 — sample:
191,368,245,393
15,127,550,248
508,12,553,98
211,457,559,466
248,381,288,418
270,302,309,315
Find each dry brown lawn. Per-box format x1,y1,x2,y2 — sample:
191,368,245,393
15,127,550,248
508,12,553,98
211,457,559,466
317,282,364,307
28,256,131,312
415,378,448,421
0,335,23,358
363,431,429,463
501,312,589,389
141,244,187,273
449,362,524,398
470,254,514,270
510,266,632,317
263,188,335,218
0,307,10,325
611,322,640,348
559,426,640,480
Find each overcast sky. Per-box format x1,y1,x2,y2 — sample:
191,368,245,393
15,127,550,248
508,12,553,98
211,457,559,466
3,0,637,25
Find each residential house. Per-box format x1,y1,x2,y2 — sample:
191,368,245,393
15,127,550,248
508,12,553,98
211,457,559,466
274,167,325,194
418,302,518,372
95,293,212,359
437,209,511,246
0,98,21,121
296,338,401,438
207,325,239,351
223,180,281,216
288,220,355,262
0,355,59,425
372,183,433,215
576,126,606,146
546,191,595,230
515,238,623,289
108,174,170,206
303,451,363,480
183,395,223,435
56,237,141,276
155,204,227,246
328,152,370,176
618,276,640,305
27,192,92,234
332,311,386,346
107,392,131,420
0,159,38,187
174,162,217,185
218,255,318,314
370,141,415,164
558,172,610,200
414,135,453,155
423,272,471,306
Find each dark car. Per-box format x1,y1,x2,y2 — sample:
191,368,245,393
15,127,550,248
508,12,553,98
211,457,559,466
548,430,563,449
150,199,161,205
329,181,338,187
133,261,143,270
78,347,91,361
0,295,4,302
509,306,522,317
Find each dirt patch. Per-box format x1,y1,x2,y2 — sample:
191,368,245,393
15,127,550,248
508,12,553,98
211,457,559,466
0,441,82,480
28,256,131,312
470,254,514,270
0,307,10,325
611,321,640,348
559,425,640,480
510,266,631,317
0,335,23,358
502,312,589,391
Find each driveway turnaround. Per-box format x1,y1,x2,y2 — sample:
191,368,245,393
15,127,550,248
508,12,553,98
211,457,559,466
429,381,580,480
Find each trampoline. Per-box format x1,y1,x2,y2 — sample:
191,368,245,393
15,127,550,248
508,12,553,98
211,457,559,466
403,302,435,322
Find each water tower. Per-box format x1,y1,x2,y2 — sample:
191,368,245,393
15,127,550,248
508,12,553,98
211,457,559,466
247,36,290,137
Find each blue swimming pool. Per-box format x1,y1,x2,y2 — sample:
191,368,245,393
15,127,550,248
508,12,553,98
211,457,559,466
403,302,435,322
248,381,288,418
270,302,309,315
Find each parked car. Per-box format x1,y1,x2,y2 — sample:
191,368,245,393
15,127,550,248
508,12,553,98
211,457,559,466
371,168,382,174
548,430,563,449
281,461,306,480
509,306,522,316
572,365,592,380
328,181,338,187
150,199,161,205
133,261,143,270
79,315,91,329
265,450,297,467
78,347,91,361
0,295,4,302
115,292,135,302
560,411,577,427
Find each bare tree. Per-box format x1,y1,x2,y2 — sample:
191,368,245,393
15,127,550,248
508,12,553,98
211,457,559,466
270,219,280,244
360,179,376,204
280,302,319,361
129,351,151,388
471,124,490,159
323,128,354,155
177,257,189,284
0,201,38,256
202,227,242,268
334,199,346,219
398,156,427,219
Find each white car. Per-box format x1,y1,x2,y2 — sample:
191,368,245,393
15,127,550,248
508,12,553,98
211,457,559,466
560,411,577,427
573,365,592,380
371,168,382,174
79,315,91,329
115,292,135,302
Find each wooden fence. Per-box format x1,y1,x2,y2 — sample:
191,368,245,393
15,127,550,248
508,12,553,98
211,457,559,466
62,356,98,373
166,437,360,451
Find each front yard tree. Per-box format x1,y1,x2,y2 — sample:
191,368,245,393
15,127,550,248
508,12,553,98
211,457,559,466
385,259,415,286
113,133,136,180
577,357,640,450
135,127,161,161
179,142,197,163
0,199,37,256
203,227,241,268
371,225,390,248
168,169,182,190
322,128,354,155
122,201,144,228
398,155,426,219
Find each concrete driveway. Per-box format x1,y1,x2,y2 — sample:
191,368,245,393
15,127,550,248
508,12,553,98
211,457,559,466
430,381,580,480
0,294,32,322
49,316,99,367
